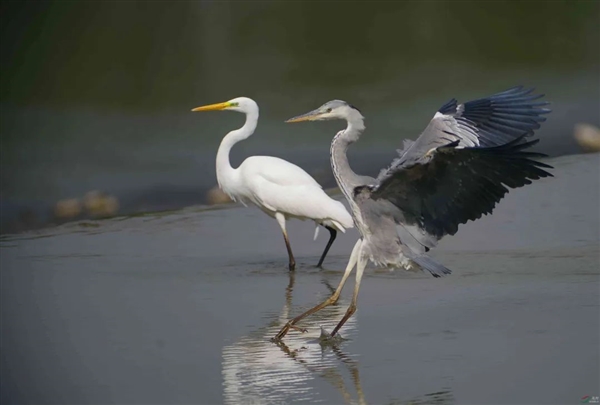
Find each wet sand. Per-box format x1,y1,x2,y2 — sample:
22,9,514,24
1,153,599,405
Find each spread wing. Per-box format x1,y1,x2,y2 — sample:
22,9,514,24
370,137,553,240
379,86,551,175
366,86,553,248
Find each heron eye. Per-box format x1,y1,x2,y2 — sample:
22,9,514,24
326,108,332,113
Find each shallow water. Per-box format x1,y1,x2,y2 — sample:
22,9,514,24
1,153,599,405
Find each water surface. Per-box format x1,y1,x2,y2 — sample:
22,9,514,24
1,154,599,404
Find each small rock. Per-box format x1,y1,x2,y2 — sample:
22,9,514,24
83,191,119,217
54,198,82,219
206,186,233,205
574,123,600,153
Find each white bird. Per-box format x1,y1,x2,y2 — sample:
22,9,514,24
191,97,354,270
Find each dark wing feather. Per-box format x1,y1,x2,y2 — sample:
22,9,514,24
370,136,553,240
436,86,550,145
381,86,552,177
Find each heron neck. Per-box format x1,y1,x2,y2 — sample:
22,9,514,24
347,113,366,137
330,123,364,194
216,109,259,189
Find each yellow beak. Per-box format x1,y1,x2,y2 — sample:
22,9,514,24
191,101,231,112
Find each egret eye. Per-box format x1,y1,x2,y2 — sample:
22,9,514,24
326,108,332,113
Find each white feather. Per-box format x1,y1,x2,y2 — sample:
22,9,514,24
198,96,354,268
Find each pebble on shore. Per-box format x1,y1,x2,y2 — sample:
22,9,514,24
206,186,233,205
54,198,82,219
574,123,600,153
83,191,120,217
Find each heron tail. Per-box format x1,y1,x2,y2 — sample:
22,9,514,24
410,254,452,278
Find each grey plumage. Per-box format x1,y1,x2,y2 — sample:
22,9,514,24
381,86,551,173
275,86,553,340
372,136,552,241
329,86,552,275
366,86,553,266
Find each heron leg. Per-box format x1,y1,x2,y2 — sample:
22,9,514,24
275,212,295,271
330,246,367,337
316,226,337,268
272,239,363,341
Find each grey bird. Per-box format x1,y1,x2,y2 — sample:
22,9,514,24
274,86,554,341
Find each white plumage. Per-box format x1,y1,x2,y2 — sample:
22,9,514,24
192,97,353,270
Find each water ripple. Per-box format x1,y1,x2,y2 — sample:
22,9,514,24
221,273,363,405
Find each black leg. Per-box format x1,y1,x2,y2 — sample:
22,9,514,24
316,226,337,268
283,231,296,271
275,213,295,271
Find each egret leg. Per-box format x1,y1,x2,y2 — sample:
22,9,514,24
272,239,363,341
316,226,337,268
275,212,295,271
330,246,367,337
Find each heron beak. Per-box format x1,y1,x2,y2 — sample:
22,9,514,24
285,109,323,123
191,101,231,112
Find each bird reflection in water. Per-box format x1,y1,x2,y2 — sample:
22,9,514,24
221,271,363,404
221,272,454,405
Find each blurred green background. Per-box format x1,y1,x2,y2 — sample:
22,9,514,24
1,1,598,233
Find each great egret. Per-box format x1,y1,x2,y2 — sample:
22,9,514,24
274,86,553,340
192,97,353,271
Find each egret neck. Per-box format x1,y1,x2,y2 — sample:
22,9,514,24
216,107,259,192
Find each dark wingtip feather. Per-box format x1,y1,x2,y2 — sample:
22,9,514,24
487,134,537,150
411,255,452,278
438,98,458,115
535,158,554,169
496,86,525,96
437,86,552,148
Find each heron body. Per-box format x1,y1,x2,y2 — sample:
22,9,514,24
274,86,554,340
192,97,353,270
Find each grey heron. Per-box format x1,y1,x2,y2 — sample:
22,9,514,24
273,86,553,340
192,97,353,270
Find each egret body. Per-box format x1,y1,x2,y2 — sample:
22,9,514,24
192,97,354,270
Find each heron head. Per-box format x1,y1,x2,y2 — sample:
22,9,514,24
192,97,258,114
286,100,362,123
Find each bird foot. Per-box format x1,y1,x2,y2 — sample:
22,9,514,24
271,322,307,342
319,326,345,345
290,325,308,333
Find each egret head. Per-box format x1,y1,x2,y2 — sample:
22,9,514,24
286,100,363,123
192,97,258,114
